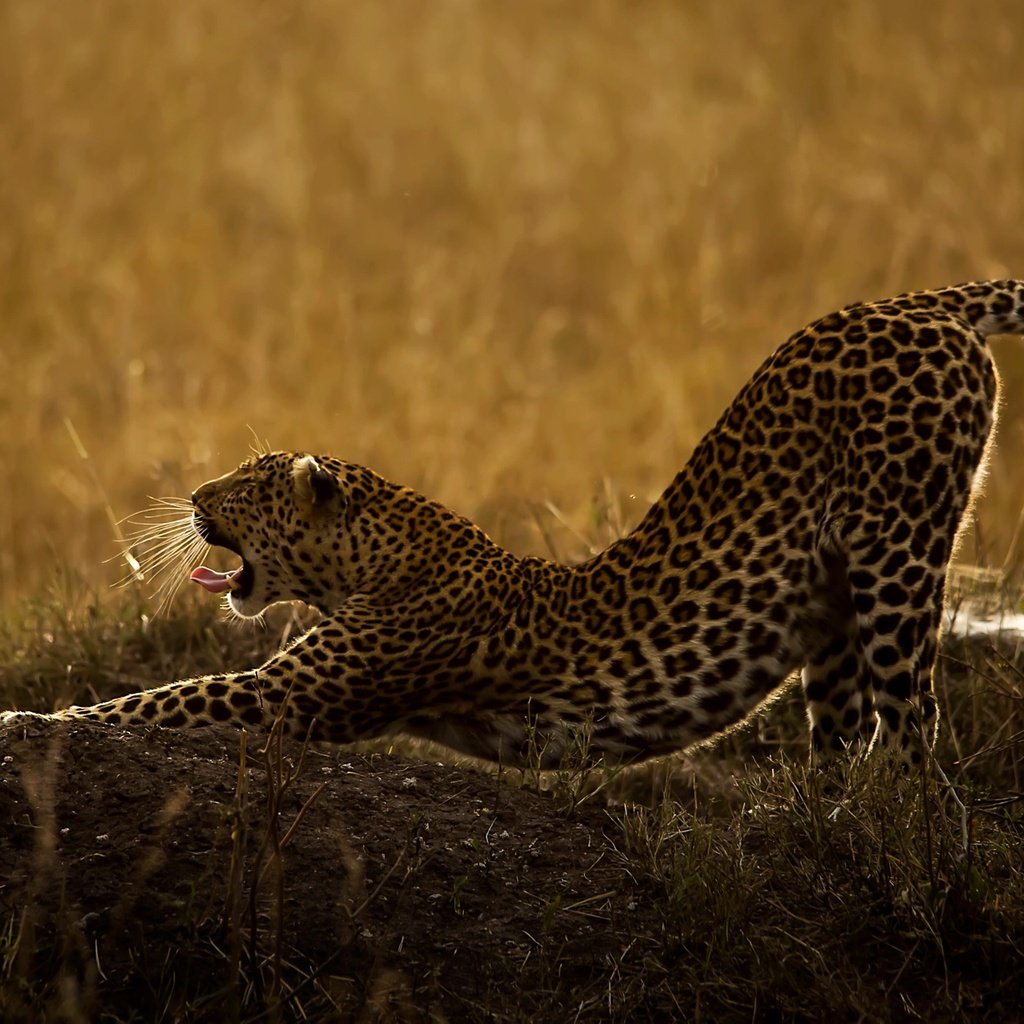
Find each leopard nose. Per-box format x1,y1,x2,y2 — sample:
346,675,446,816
191,481,216,507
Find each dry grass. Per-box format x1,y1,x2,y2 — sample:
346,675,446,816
3,0,1024,605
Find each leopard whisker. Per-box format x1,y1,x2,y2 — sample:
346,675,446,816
114,500,211,610
137,534,206,579
116,496,193,527
110,524,195,586
114,537,198,591
130,526,197,558
145,534,210,614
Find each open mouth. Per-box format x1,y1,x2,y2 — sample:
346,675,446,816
190,561,254,597
189,516,255,599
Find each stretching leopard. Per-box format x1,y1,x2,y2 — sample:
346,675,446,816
4,281,1022,769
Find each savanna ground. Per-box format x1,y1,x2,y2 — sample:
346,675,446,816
2,0,1024,1020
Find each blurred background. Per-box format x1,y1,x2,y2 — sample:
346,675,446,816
3,0,1024,607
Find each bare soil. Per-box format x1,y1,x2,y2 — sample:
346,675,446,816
0,720,663,1022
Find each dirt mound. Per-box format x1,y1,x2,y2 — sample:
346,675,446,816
6,685,1023,1023
0,720,655,1021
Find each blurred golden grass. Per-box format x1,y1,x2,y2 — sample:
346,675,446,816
3,0,1024,605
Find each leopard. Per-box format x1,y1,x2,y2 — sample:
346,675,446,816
4,280,1023,770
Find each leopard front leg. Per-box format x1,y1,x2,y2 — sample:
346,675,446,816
1,621,383,742
1,671,272,732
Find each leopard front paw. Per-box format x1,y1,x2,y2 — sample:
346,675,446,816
1,710,55,726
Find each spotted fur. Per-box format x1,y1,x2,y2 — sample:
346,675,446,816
5,281,1023,769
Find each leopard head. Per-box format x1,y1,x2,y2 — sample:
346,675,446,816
190,452,355,616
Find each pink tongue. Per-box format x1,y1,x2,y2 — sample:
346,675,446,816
190,566,238,594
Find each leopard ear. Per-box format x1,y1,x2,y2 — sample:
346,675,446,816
292,455,338,507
